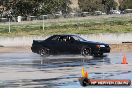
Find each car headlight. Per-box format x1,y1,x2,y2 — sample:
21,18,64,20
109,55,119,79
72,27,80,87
96,45,105,48
100,45,105,47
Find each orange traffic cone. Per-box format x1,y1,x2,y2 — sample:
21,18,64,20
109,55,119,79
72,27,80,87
121,54,128,64
85,71,88,78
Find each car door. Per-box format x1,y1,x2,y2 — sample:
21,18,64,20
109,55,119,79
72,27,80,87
65,36,80,54
47,35,61,52
57,36,69,53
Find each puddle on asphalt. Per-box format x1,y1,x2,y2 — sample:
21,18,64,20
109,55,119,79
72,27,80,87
0,52,131,88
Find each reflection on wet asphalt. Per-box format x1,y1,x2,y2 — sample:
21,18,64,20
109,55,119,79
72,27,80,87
0,52,132,88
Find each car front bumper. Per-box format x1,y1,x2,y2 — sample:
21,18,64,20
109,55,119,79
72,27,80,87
93,47,111,54
31,46,40,54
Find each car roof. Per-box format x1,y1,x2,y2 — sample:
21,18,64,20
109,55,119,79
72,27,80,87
53,34,78,37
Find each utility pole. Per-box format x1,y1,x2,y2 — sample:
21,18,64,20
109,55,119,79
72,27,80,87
8,11,11,33
8,17,11,33
43,15,44,31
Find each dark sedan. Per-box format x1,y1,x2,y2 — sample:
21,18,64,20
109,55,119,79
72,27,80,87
31,34,110,56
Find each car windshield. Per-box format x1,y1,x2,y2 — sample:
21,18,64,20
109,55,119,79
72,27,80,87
72,35,87,41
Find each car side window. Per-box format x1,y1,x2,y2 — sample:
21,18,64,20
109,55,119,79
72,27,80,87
72,36,80,41
72,36,86,41
68,36,75,42
59,36,69,42
51,36,60,41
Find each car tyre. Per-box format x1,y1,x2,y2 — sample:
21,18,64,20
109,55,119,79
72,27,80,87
81,47,91,56
39,47,50,57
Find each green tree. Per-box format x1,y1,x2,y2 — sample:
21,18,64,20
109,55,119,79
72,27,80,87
12,0,39,16
59,0,72,14
103,0,118,14
39,0,71,15
119,0,132,10
78,0,117,14
78,0,103,12
0,0,72,16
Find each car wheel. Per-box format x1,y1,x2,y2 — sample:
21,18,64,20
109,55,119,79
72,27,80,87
39,48,49,56
81,47,91,56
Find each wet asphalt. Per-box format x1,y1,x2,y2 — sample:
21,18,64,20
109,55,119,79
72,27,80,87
0,52,132,88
